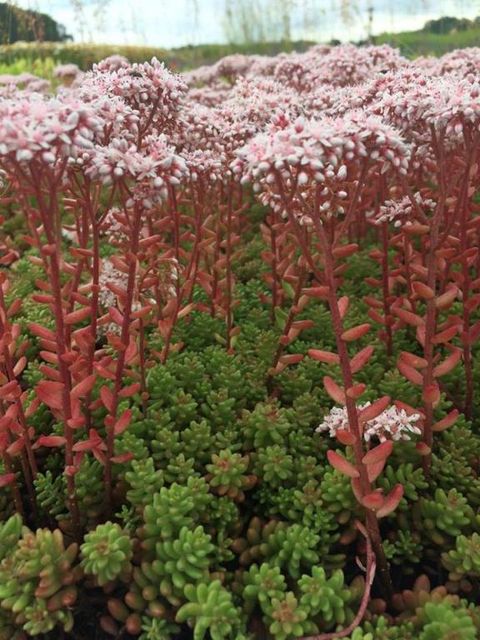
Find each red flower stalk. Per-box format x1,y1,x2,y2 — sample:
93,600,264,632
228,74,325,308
236,113,410,598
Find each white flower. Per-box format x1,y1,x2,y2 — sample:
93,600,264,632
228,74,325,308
317,403,421,443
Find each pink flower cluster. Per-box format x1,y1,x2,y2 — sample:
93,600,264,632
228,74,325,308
86,135,187,206
373,193,436,227
317,403,422,443
233,113,409,221
0,97,102,164
77,57,187,135
54,64,81,80
1,43,479,214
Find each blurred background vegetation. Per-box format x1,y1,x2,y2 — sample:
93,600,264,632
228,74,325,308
0,0,479,77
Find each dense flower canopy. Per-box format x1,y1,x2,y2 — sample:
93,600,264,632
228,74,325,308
0,42,478,203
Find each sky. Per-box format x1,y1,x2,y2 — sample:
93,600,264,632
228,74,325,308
13,0,480,47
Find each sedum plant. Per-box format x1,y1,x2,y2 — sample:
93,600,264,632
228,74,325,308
176,581,243,640
80,521,133,585
0,524,81,636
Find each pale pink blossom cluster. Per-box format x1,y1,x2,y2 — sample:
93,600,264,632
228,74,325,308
54,64,81,80
435,47,480,76
316,403,422,443
98,255,177,336
187,82,232,107
180,43,406,97
233,113,409,221
86,134,188,206
213,54,254,83
0,72,49,92
98,258,128,312
0,77,50,98
176,104,223,152
371,72,480,143
183,148,227,182
373,193,436,227
77,57,187,134
93,55,130,72
363,405,422,443
222,77,300,130
0,96,103,164
99,208,127,244
98,258,130,336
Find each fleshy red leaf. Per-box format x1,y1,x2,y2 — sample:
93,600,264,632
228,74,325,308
397,360,423,386
416,442,431,456
399,351,428,369
362,441,393,466
0,473,15,488
279,354,304,366
435,288,458,310
346,383,366,399
113,409,132,436
412,281,435,300
333,244,358,258
432,409,459,432
358,396,391,425
307,349,339,364
28,323,56,341
65,307,91,325
0,380,21,399
433,348,462,378
327,450,359,478
338,296,349,319
118,383,141,398
367,459,386,483
341,323,371,342
71,374,96,400
303,286,329,299
361,491,384,511
394,307,424,328
336,429,357,446
433,325,458,345
100,386,114,413
350,346,374,373
377,484,404,518
323,377,346,404
36,380,64,411
33,435,66,449
110,452,134,464
423,383,441,406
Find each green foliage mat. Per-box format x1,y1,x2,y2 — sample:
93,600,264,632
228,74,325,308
2,231,480,639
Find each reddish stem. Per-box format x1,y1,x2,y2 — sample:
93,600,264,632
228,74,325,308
313,216,392,599
380,222,393,359
301,521,375,640
225,182,234,351
104,201,143,514
267,268,307,391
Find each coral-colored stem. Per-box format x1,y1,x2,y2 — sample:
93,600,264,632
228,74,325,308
225,183,234,351
267,268,306,392
104,201,143,514
381,222,393,359
301,521,376,640
313,217,392,599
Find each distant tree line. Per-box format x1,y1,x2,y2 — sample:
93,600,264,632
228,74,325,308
423,15,480,34
0,2,71,44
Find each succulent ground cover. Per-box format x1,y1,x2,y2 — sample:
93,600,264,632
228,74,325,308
1,43,480,639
